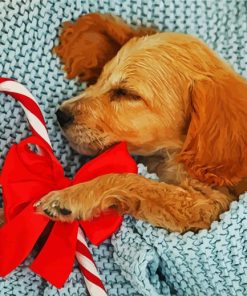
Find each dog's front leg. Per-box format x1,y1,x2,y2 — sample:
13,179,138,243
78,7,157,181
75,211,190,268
35,173,234,232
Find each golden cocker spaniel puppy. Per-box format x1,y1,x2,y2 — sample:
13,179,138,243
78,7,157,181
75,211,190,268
36,31,247,232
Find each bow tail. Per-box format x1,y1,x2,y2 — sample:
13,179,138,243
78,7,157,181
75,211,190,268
30,221,78,288
0,204,49,276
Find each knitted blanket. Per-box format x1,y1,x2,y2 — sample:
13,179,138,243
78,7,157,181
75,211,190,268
0,0,247,295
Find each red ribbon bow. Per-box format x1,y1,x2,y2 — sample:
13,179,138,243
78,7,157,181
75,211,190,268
0,135,137,287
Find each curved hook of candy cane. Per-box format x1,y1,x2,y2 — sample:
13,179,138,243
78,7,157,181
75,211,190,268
0,78,52,147
0,77,107,296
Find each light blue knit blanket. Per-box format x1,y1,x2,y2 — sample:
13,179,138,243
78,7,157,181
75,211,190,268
0,1,247,295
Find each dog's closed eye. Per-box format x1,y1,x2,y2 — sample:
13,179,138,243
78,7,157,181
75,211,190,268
110,87,142,101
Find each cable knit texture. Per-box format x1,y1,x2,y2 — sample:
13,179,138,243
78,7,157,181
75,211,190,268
0,1,247,295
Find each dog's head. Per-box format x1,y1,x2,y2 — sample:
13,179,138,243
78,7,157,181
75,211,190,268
57,32,247,186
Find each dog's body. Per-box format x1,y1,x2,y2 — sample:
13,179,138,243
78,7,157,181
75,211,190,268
34,30,247,232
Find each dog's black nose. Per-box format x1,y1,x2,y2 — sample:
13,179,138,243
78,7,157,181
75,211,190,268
56,109,74,127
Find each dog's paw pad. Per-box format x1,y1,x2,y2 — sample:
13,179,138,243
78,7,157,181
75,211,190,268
44,208,57,218
58,208,72,216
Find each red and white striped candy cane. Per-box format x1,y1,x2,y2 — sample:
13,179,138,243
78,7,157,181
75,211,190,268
0,78,107,296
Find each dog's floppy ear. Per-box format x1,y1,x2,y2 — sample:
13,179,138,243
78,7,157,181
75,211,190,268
101,14,137,45
178,74,247,186
54,13,155,83
101,14,156,45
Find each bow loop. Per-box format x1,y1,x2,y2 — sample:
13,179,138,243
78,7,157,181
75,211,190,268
0,136,137,286
1,136,69,222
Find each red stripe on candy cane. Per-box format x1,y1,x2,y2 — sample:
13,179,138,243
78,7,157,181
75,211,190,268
0,79,51,146
0,78,107,296
77,228,107,296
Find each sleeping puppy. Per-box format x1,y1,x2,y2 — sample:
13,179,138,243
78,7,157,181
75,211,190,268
36,32,247,232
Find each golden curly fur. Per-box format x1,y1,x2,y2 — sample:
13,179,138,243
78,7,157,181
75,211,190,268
33,30,247,232
53,13,155,84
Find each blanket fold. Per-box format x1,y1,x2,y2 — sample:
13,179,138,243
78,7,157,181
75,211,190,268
112,194,247,296
113,216,172,296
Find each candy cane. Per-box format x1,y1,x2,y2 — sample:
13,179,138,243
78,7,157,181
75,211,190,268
0,78,107,296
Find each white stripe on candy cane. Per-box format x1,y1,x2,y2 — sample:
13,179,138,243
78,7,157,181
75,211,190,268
77,228,107,296
76,253,107,296
76,253,99,278
0,80,51,146
84,277,108,296
19,103,51,146
0,78,107,296
0,80,38,104
77,226,88,245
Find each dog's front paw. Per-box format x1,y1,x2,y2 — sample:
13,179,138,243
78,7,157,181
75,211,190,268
34,190,76,222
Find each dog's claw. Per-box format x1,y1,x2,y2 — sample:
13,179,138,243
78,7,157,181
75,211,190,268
51,200,59,208
34,200,42,207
